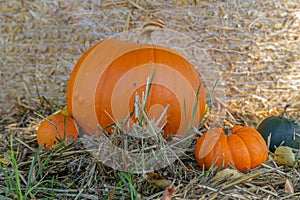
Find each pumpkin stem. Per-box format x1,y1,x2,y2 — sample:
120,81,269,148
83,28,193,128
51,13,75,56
224,125,232,136
137,20,165,44
281,104,290,117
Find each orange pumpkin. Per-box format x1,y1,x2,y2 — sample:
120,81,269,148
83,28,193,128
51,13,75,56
66,39,206,137
194,125,268,172
37,113,79,150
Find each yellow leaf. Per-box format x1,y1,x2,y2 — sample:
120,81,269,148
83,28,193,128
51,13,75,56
212,168,243,183
147,173,172,189
0,156,9,165
285,179,294,194
274,146,295,167
60,106,69,116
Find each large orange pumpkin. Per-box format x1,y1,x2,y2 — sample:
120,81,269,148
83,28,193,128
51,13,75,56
37,113,79,150
194,125,268,172
66,39,206,137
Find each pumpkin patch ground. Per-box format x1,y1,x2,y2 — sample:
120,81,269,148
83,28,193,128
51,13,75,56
1,0,300,199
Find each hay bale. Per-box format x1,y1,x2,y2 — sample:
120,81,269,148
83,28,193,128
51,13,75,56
1,0,299,126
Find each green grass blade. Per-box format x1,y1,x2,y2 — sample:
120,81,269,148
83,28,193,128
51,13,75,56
197,78,220,130
36,152,52,180
51,176,55,199
25,175,54,197
190,85,200,130
143,68,156,110
119,172,137,200
10,132,23,200
0,164,13,196
25,147,41,194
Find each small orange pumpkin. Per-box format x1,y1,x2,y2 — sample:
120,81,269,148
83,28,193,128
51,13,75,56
66,39,206,137
37,113,79,150
194,125,268,172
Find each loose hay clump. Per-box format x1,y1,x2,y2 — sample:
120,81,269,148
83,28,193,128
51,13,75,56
0,105,299,199
0,115,300,199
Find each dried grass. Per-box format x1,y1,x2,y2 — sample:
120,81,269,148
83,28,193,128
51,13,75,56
1,0,300,199
1,118,299,199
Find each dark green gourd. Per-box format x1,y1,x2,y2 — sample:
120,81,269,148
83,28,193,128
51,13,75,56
257,106,300,152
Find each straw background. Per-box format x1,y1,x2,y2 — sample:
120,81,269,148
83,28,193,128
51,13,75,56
1,1,300,199
1,0,300,127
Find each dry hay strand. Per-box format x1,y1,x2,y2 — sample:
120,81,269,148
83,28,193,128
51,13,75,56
0,105,299,199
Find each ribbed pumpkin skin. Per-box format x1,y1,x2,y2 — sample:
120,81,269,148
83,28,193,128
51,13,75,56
37,113,79,150
67,39,206,137
194,126,268,172
257,116,300,152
